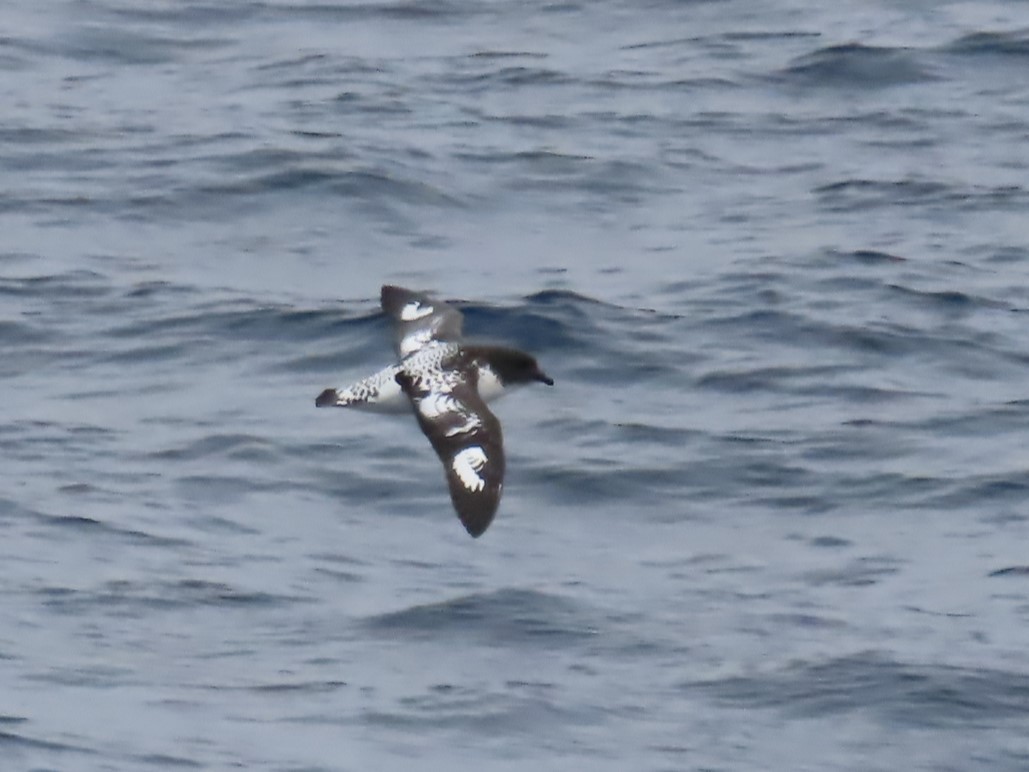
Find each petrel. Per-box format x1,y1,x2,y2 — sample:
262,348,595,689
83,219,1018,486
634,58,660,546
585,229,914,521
315,285,553,537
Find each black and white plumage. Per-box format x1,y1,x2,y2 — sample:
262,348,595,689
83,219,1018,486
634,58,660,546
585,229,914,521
316,285,553,537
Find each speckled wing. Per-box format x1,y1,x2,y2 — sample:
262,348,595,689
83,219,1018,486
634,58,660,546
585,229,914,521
395,367,505,538
381,285,463,358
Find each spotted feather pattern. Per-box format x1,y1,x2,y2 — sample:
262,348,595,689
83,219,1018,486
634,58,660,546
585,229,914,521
395,349,504,538
315,285,552,538
381,285,463,358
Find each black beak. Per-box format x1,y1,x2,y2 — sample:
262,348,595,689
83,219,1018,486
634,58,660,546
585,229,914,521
536,370,554,386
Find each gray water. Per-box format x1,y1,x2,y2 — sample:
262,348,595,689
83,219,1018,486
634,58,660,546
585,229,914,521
4,1,1029,770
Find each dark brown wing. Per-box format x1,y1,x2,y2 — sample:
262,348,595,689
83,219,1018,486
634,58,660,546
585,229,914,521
396,367,505,537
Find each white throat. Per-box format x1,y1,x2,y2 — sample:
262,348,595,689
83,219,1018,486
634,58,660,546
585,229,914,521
477,366,508,403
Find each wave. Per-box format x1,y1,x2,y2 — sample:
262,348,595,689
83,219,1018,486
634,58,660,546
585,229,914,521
364,588,601,647
689,653,1029,728
779,43,938,87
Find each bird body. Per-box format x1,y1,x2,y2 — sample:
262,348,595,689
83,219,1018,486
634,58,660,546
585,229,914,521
316,286,552,537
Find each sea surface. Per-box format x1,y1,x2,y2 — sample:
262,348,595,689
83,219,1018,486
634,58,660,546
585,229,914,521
3,1,1029,770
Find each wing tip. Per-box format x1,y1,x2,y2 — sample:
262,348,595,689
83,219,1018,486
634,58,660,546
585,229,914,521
381,284,414,314
452,486,501,538
315,388,338,407
459,511,495,538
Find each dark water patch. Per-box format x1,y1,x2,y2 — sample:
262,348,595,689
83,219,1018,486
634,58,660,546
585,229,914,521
460,308,577,354
123,279,199,301
0,269,112,300
989,566,1029,578
31,511,193,548
58,482,103,496
0,728,94,755
722,29,822,43
450,65,572,90
100,341,194,365
0,318,54,344
985,246,1029,265
815,178,1028,213
523,288,616,311
108,3,259,26
503,157,675,207
829,248,907,265
780,43,937,87
864,401,1029,439
755,494,833,515
538,463,694,507
621,34,703,52
311,553,364,585
3,421,121,464
198,167,464,208
179,473,316,501
257,51,335,73
0,127,86,147
766,613,847,631
184,514,261,537
211,145,353,176
109,303,366,356
695,364,845,394
134,752,203,769
315,566,363,585
456,148,592,170
810,535,852,549
612,421,704,447
55,23,230,66
444,288,644,357
981,511,1027,527
690,653,1029,728
0,250,37,264
886,284,989,313
0,51,27,72
24,662,135,688
814,177,953,210
801,383,925,403
946,30,1029,58
245,679,347,695
274,0,478,22
0,497,44,523
40,579,302,616
802,556,902,587
304,462,403,506
365,588,600,647
509,289,689,370
333,91,414,116
469,50,549,60
175,474,267,505
363,690,589,737
202,167,340,194
150,433,277,464
919,473,1029,510
703,308,922,359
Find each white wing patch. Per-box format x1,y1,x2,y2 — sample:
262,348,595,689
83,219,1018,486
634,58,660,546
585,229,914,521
419,390,459,419
416,386,481,436
452,446,488,492
445,414,481,437
400,301,434,321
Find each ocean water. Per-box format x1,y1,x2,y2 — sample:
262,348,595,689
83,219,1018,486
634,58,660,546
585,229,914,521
4,1,1029,769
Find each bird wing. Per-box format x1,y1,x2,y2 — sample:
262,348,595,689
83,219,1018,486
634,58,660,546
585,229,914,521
395,366,505,538
381,285,464,358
